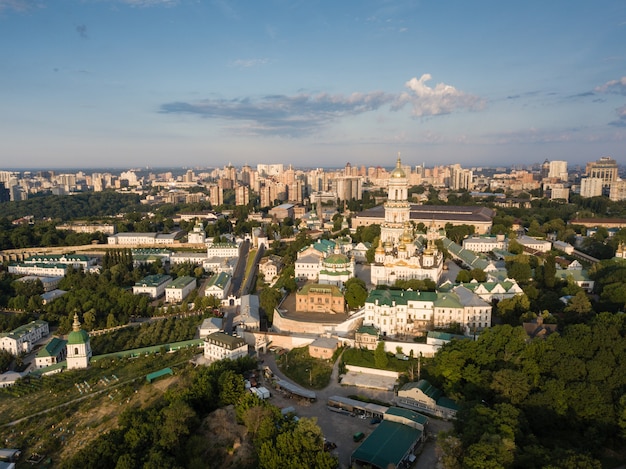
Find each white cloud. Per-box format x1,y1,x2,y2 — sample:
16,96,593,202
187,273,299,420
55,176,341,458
161,74,484,137
393,74,485,117
161,91,394,137
595,76,626,95
230,58,270,68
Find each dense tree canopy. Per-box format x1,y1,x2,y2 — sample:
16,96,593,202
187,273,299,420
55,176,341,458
432,315,626,468
344,277,368,309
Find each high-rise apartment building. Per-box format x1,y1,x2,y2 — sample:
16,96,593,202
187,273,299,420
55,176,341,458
257,164,283,177
580,177,603,198
609,180,626,202
209,185,223,207
183,169,195,183
449,164,474,190
335,176,363,201
235,185,249,206
548,160,568,181
586,156,618,187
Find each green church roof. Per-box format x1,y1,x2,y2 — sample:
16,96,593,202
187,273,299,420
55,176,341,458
67,329,89,345
67,313,90,345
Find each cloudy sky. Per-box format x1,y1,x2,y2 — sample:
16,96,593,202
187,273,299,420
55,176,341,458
1,0,625,169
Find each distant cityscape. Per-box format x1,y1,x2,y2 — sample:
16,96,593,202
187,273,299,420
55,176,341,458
0,156,624,206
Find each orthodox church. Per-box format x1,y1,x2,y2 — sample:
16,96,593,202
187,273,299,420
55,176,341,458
370,156,444,286
66,312,92,370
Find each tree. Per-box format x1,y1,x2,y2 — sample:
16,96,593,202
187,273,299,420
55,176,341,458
344,277,368,309
259,287,282,323
456,270,471,283
0,350,12,373
374,341,388,369
469,268,487,282
218,369,245,406
506,261,532,284
258,417,336,469
366,236,379,264
508,240,523,255
157,400,197,451
564,291,592,315
543,255,556,289
496,294,531,325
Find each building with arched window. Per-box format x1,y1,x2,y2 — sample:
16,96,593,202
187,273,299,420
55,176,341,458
371,156,444,286
66,313,92,370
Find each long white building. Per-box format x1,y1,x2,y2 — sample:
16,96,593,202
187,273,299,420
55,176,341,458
363,286,491,337
0,320,49,355
108,231,184,245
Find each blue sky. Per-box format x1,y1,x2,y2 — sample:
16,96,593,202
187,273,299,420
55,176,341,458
1,0,625,169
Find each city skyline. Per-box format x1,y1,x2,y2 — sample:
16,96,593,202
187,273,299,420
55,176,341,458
1,0,625,169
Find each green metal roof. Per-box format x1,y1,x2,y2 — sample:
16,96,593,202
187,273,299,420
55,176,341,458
207,272,231,289
356,325,379,336
135,274,172,287
385,407,429,425
26,254,91,262
146,367,173,383
427,331,468,342
37,337,67,357
366,289,437,307
434,293,463,309
67,329,89,345
436,396,459,411
400,379,443,401
324,253,349,264
351,420,422,469
4,320,48,340
299,283,343,297
555,270,590,282
90,339,204,362
167,276,196,288
11,262,69,270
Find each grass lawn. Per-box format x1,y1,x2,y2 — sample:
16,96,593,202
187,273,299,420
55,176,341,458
342,347,415,373
276,346,333,389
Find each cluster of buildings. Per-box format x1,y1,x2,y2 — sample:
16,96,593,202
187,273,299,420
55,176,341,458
1,156,623,209
0,313,91,381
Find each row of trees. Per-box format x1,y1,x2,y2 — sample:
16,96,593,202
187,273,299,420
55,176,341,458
0,191,143,222
90,316,204,355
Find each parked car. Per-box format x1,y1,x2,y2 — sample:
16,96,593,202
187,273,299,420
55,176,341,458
370,417,381,425
353,432,365,442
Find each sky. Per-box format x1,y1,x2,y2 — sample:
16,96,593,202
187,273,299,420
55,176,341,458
1,0,626,170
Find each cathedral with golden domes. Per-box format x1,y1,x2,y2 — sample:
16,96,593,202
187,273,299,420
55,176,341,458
370,156,444,286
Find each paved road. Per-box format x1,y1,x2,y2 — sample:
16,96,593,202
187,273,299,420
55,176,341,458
241,244,264,296
228,240,250,298
440,259,461,284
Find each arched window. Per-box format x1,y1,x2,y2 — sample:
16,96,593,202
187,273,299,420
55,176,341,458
74,347,79,355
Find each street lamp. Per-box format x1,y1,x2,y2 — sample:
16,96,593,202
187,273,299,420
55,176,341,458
306,368,312,386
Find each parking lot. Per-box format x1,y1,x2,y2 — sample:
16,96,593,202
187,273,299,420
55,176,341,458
266,384,387,467
262,351,414,468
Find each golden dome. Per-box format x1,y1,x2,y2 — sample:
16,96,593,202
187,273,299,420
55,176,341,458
390,156,406,179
